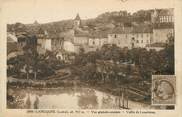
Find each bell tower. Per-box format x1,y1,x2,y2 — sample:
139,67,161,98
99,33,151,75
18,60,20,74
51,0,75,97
74,13,81,28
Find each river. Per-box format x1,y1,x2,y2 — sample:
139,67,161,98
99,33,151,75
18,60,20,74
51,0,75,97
7,87,154,109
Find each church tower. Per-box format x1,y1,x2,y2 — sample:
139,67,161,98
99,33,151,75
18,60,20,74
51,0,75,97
74,13,81,28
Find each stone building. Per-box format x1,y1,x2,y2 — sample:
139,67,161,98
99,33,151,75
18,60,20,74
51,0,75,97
51,36,64,52
132,25,153,48
73,29,108,53
151,8,174,24
37,28,52,54
88,38,108,48
88,32,108,50
108,25,153,49
151,8,174,44
73,35,88,45
153,25,174,43
108,27,133,48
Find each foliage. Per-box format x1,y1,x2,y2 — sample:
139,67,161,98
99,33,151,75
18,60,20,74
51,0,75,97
75,38,174,84
7,33,60,80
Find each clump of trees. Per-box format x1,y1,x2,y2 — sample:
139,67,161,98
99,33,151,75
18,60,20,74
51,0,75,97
7,33,64,80
74,37,174,86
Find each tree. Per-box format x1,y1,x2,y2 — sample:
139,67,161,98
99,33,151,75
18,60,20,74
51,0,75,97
19,33,38,80
160,36,174,74
100,44,122,62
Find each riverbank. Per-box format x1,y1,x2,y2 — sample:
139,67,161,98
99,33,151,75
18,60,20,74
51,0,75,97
7,85,154,109
78,81,151,105
7,75,151,106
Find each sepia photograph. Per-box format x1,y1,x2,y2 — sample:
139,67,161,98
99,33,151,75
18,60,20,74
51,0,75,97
5,0,176,110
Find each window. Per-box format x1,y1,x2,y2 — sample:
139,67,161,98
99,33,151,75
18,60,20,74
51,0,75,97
115,34,117,38
150,39,152,43
160,17,162,22
136,40,139,43
166,16,168,22
118,40,120,45
136,34,138,38
93,41,95,45
160,16,164,22
169,16,172,22
164,16,166,22
161,16,163,22
141,40,143,43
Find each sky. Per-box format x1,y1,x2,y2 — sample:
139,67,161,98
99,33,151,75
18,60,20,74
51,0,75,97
1,0,174,24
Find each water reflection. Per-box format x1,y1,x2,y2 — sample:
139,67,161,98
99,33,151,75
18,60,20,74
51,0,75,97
24,94,40,109
7,87,153,109
34,96,39,109
25,95,31,109
77,88,98,109
101,95,115,109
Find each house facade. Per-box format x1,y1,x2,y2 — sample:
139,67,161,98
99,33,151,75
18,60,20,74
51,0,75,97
88,38,108,48
151,8,174,44
108,27,133,48
37,28,52,54
35,9,174,56
51,37,64,51
73,36,88,45
108,33,132,48
108,26,153,49
151,8,174,24
131,26,153,48
153,27,174,43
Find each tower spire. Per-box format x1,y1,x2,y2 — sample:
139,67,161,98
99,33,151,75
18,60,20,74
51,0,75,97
75,13,81,20
74,13,81,28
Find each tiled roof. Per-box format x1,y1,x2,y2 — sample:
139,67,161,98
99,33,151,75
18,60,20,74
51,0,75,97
158,8,174,16
74,29,89,37
111,25,152,34
89,31,109,38
111,27,133,34
153,22,174,29
132,25,152,33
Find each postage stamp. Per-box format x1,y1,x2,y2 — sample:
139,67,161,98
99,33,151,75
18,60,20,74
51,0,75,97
152,75,176,105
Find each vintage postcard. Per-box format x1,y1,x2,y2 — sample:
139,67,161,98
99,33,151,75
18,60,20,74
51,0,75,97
0,0,182,117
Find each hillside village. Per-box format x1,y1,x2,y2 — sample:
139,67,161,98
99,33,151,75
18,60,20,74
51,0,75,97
7,8,174,59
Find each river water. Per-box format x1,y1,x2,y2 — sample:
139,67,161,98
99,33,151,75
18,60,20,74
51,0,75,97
7,87,154,109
